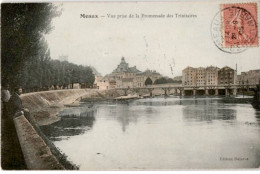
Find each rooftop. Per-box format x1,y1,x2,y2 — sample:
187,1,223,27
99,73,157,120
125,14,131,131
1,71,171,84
112,57,141,73
136,69,161,76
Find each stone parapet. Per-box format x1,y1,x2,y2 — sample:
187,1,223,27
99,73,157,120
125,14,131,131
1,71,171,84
13,115,65,170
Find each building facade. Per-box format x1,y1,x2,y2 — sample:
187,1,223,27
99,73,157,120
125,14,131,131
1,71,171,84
238,69,260,85
105,57,162,88
182,66,197,86
135,70,162,87
94,76,110,90
182,65,236,86
106,57,140,88
205,66,219,86
196,67,206,86
218,66,237,85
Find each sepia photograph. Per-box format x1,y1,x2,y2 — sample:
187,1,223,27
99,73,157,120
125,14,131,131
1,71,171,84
1,0,260,171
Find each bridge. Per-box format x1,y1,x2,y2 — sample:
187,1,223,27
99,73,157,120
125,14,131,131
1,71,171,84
115,83,257,97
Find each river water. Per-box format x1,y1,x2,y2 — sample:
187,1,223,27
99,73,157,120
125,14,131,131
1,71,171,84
41,96,260,170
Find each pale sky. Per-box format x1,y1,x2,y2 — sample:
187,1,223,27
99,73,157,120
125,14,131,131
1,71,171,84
45,1,260,77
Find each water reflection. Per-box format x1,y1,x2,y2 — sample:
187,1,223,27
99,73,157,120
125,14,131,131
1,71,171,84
182,99,236,122
45,97,260,169
40,107,96,141
101,103,140,132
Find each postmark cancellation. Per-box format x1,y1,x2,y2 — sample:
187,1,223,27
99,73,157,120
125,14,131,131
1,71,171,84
221,3,258,48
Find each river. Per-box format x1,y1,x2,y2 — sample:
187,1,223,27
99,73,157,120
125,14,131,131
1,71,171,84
40,96,260,170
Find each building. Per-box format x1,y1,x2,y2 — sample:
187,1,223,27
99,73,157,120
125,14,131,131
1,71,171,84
238,69,260,85
196,67,206,86
205,66,219,86
135,75,146,87
182,66,197,86
218,66,237,85
122,78,134,88
107,57,141,88
182,65,236,87
94,76,110,90
135,70,162,87
113,57,131,72
109,80,116,89
106,57,162,88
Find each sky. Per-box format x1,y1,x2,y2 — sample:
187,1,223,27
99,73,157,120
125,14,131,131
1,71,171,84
45,1,260,77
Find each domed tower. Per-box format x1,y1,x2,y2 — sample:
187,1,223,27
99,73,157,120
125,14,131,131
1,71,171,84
114,57,129,72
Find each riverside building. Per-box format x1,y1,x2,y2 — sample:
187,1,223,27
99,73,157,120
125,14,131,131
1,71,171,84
98,57,162,89
238,69,260,85
182,65,236,86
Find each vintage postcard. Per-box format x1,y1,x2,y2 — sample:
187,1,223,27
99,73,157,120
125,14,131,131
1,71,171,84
1,0,260,171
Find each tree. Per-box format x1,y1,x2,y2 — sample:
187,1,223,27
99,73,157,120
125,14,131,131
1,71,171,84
1,4,96,92
1,3,61,89
145,77,153,86
154,77,168,84
167,78,174,83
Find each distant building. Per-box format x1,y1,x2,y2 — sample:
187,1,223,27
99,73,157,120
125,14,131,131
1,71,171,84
122,78,134,88
106,57,162,88
196,67,206,86
94,76,109,90
107,57,141,88
182,66,197,86
182,65,236,86
218,66,237,85
205,66,219,86
135,75,146,87
238,69,260,85
113,57,130,72
109,80,116,89
237,75,242,84
135,70,162,87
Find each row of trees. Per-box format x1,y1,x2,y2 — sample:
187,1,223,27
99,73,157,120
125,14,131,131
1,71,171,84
20,46,95,92
2,3,95,92
12,38,95,92
145,77,182,86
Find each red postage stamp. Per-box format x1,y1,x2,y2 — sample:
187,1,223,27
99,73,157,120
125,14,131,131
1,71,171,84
221,3,258,48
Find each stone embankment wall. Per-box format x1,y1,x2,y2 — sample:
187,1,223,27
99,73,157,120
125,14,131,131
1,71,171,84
13,115,65,170
21,89,99,113
21,89,103,125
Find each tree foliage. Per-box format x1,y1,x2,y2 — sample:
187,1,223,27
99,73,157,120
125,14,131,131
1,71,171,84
1,3,95,92
19,51,95,92
154,77,168,84
145,77,153,86
2,3,61,87
167,78,174,83
154,77,182,84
